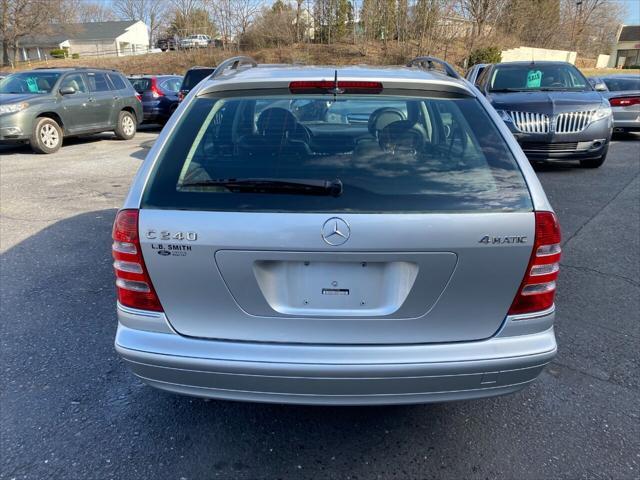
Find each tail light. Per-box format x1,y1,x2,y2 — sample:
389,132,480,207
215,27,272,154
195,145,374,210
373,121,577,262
508,212,561,315
135,93,142,102
178,90,185,102
609,96,640,107
150,77,164,99
289,81,383,94
112,209,163,311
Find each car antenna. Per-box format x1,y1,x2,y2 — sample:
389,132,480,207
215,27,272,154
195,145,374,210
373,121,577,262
328,69,344,99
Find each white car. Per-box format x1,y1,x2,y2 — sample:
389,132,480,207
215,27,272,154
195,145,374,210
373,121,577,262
180,34,210,49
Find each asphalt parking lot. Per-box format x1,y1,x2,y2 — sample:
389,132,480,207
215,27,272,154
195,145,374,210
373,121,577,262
1,130,639,480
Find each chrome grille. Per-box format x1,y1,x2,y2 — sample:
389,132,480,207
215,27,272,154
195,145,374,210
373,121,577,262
555,110,596,134
508,111,550,133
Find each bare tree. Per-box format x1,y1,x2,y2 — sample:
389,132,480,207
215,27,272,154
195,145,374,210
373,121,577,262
77,2,117,23
171,0,202,18
457,0,507,58
113,0,168,45
0,0,56,65
234,0,261,48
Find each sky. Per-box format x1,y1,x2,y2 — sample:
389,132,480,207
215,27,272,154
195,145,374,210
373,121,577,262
617,0,640,24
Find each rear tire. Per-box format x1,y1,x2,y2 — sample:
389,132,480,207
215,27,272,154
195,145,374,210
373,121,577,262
114,110,137,140
31,117,63,154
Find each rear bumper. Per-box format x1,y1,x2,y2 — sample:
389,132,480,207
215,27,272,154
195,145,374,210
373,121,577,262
141,100,176,123
115,309,557,405
612,107,640,130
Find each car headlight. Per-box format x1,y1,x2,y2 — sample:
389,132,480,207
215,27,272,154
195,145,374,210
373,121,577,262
0,102,29,115
593,104,612,121
496,109,513,123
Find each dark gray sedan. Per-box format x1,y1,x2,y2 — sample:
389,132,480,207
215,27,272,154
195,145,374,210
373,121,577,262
590,74,640,133
475,61,613,168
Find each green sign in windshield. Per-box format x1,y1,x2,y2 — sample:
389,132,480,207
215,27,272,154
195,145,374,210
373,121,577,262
25,76,39,92
526,70,542,88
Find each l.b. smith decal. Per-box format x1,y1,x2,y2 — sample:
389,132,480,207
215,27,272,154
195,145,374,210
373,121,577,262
151,244,192,256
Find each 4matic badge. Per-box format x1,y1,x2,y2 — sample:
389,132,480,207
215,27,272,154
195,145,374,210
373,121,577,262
479,235,527,245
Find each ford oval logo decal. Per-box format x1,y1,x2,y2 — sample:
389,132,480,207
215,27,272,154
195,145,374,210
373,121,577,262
157,250,171,256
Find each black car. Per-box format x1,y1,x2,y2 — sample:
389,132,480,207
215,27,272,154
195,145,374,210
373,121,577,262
127,75,182,124
178,66,215,102
156,37,177,52
475,61,613,168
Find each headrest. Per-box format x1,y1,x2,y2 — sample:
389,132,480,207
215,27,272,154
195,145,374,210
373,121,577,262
368,107,406,136
257,108,299,137
379,120,426,153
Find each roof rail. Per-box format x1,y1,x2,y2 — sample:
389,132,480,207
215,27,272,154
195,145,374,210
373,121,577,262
211,56,257,79
406,56,460,79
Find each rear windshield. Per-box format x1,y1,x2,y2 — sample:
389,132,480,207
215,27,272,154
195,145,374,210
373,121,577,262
181,69,214,90
142,93,532,213
489,64,590,92
603,77,640,91
128,78,151,92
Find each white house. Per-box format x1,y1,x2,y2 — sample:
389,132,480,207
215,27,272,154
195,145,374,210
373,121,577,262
608,24,640,68
11,20,150,63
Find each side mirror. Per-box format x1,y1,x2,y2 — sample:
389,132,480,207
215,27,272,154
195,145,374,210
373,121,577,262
59,86,76,95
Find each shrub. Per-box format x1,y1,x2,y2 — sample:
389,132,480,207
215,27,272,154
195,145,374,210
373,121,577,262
71,53,80,59
468,47,502,67
50,48,67,59
622,64,639,69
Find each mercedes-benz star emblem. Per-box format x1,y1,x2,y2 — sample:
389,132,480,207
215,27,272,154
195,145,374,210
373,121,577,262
321,217,350,246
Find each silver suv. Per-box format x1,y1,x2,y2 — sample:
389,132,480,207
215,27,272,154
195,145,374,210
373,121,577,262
113,56,560,405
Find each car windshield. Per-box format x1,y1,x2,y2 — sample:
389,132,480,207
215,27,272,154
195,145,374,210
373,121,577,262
0,71,61,94
489,64,590,92
142,93,532,213
603,77,640,91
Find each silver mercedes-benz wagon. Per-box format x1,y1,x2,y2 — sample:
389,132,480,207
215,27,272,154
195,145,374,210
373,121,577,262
113,56,561,405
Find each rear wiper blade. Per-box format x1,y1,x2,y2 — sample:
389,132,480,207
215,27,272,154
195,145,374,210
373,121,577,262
181,177,344,197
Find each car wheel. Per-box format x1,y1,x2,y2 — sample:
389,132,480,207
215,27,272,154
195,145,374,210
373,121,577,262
31,117,63,154
580,153,607,169
114,110,137,140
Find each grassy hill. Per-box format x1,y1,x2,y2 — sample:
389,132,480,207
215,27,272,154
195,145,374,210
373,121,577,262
7,43,640,77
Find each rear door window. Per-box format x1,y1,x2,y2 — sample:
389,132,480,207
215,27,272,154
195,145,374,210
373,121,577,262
143,93,532,213
160,77,182,92
60,73,88,93
86,72,111,92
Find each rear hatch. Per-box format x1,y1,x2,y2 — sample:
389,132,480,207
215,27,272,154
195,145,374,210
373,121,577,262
139,88,534,345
